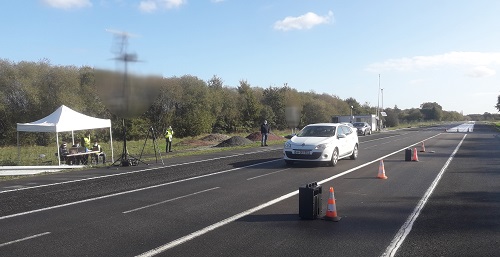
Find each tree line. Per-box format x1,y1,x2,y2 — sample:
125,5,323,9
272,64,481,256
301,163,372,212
1,59,494,146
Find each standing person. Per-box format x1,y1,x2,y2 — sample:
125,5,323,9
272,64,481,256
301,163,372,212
164,126,173,153
81,132,91,150
260,120,270,146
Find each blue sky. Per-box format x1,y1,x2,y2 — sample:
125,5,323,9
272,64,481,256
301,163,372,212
2,0,500,115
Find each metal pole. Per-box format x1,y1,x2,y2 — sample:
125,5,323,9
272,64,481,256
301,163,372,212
381,88,384,130
377,74,380,131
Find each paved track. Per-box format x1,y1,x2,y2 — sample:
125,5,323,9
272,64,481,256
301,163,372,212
0,124,498,257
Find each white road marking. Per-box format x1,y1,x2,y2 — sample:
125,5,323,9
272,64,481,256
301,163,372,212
246,168,289,180
123,187,220,214
0,159,279,221
0,232,51,248
0,148,279,194
381,134,467,257
136,134,443,257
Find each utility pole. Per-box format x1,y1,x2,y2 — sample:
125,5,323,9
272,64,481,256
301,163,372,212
377,74,381,131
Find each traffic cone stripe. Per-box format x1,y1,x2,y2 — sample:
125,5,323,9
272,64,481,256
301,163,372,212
324,187,341,221
377,160,388,179
412,148,419,162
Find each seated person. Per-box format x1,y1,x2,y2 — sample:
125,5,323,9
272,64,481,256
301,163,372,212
58,142,69,162
92,142,106,164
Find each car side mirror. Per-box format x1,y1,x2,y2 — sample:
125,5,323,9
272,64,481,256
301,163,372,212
338,133,346,139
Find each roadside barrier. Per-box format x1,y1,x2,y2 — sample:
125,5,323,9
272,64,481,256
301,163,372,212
323,187,341,221
377,160,388,179
412,148,419,162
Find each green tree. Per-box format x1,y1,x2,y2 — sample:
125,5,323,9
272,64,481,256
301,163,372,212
420,102,443,121
238,80,261,131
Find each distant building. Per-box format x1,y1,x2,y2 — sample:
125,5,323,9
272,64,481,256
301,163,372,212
332,114,378,131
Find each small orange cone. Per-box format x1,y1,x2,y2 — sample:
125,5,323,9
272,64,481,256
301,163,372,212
377,160,388,179
420,141,426,152
411,148,419,162
324,187,341,221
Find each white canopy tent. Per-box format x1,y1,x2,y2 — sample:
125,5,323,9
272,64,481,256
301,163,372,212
16,105,114,166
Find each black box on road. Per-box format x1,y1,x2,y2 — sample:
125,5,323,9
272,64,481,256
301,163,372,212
405,148,412,161
299,182,322,220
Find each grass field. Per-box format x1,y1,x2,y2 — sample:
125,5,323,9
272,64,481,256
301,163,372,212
0,131,290,166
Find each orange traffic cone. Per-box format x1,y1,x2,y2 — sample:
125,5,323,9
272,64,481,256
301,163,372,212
377,160,388,179
324,187,341,221
411,148,419,161
420,141,426,152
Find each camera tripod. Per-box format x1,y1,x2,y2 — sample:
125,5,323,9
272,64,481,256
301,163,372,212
110,119,149,167
139,126,164,165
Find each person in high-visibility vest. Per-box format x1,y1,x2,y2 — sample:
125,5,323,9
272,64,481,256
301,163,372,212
165,126,173,153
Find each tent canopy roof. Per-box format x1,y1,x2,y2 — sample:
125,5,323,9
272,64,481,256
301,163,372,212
17,105,111,133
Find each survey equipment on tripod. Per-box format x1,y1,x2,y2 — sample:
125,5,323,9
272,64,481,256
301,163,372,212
139,126,164,165
95,29,162,167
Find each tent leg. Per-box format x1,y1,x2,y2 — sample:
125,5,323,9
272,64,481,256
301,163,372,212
110,126,114,163
56,133,61,166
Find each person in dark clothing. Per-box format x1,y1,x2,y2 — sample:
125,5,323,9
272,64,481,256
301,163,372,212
260,120,270,146
58,142,69,163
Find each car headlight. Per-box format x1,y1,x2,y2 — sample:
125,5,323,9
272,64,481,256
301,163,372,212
284,141,292,149
315,144,327,150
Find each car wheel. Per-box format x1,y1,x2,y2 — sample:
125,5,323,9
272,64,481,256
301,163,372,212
363,130,366,136
368,130,372,135
350,144,358,160
329,148,339,167
285,160,294,166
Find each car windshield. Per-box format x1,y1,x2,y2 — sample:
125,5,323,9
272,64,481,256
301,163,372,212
297,126,336,137
353,122,364,127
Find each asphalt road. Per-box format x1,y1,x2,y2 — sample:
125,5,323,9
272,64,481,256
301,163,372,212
0,123,498,257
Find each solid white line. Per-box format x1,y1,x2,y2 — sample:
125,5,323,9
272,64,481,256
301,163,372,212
136,133,443,257
0,232,51,248
381,134,467,257
246,168,289,180
123,187,220,214
0,159,280,221
0,148,279,194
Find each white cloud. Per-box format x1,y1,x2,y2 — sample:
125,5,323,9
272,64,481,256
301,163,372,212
211,0,225,3
139,0,186,12
42,0,92,9
466,66,496,78
366,52,500,74
274,11,334,31
139,0,157,12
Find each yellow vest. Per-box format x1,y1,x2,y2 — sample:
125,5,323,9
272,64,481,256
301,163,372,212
165,129,173,141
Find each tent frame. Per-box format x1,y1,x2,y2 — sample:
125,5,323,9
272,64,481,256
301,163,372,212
16,105,114,166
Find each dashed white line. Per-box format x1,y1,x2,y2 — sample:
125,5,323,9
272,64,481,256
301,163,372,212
136,134,443,257
123,187,220,214
0,232,51,248
246,168,289,180
0,148,279,194
0,159,280,221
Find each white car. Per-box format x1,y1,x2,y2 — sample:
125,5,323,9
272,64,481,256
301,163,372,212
283,123,359,166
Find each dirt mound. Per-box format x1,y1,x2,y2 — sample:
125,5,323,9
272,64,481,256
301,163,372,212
215,136,253,147
201,134,230,142
246,132,285,141
176,139,215,147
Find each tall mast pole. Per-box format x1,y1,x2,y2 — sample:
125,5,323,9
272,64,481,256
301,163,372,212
377,74,380,131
